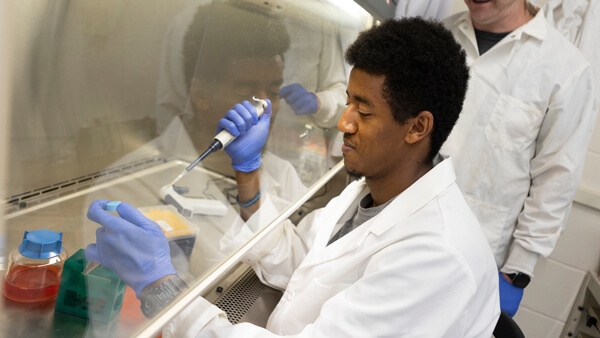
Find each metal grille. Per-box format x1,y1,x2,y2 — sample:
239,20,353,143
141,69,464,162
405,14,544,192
4,155,167,213
214,268,266,324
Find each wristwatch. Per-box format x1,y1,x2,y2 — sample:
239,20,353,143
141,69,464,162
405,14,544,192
506,272,531,289
139,275,188,318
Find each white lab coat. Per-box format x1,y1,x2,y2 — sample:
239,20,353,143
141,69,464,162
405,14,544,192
163,157,500,337
542,0,600,105
441,9,597,277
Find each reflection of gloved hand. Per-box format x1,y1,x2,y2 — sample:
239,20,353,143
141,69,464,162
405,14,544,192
280,83,319,116
85,200,177,297
217,100,272,172
498,271,524,317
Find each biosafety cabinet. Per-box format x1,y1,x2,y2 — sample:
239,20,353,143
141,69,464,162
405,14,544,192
0,0,374,336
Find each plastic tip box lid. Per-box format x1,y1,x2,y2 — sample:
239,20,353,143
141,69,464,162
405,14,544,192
18,229,64,259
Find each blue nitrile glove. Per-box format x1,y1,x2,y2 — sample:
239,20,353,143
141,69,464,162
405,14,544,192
85,200,177,297
217,99,272,172
498,271,524,317
280,83,319,116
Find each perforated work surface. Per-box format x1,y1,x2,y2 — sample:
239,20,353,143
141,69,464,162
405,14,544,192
214,268,266,324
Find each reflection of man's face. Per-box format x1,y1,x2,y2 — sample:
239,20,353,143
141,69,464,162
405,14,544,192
187,55,284,176
191,55,284,133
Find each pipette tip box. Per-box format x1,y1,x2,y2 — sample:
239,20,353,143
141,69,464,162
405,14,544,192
138,205,199,257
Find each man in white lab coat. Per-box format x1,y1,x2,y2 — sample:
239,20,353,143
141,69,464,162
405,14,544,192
85,17,500,336
441,0,597,317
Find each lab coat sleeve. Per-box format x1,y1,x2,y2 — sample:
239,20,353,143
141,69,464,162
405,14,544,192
249,211,322,290
163,234,488,337
503,63,597,276
311,21,347,129
219,196,321,290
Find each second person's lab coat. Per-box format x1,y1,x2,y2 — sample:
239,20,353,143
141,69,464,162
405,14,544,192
163,157,500,337
442,8,597,277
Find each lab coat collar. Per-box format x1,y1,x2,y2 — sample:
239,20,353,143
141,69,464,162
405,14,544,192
305,156,457,265
454,5,547,43
514,5,547,41
368,154,456,236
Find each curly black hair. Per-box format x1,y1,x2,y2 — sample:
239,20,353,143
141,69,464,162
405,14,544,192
345,17,469,162
183,1,290,88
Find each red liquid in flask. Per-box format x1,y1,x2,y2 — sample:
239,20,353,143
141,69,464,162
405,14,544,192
3,264,61,302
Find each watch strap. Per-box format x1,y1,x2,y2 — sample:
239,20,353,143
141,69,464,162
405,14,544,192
139,275,188,318
506,272,531,289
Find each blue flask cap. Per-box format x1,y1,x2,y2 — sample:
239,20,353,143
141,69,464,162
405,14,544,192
18,229,64,259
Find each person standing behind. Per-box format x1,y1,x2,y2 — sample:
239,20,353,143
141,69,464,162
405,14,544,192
442,0,597,317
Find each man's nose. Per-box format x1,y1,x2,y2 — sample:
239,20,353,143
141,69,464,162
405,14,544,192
337,107,356,134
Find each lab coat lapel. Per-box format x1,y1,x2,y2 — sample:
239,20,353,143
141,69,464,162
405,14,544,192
302,158,457,266
369,157,456,236
302,179,370,265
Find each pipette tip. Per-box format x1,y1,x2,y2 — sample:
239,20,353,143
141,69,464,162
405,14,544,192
82,261,99,275
170,173,184,186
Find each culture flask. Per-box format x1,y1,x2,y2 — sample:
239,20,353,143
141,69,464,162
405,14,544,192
3,229,68,302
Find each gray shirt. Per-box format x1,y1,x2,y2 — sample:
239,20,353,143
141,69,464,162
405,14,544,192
327,193,396,246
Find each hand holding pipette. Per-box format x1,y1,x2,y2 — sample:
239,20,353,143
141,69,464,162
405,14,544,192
170,97,269,186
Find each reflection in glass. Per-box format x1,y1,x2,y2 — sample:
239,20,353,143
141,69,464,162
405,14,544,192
2,0,370,335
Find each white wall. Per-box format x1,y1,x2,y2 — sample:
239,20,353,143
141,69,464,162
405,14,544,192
449,1,600,336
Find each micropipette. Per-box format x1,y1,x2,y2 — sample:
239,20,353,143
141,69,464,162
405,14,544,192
170,97,268,186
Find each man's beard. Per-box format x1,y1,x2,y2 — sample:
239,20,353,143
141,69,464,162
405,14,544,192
345,169,363,182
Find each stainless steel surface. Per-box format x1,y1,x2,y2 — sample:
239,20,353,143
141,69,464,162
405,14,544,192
0,159,240,337
135,160,345,337
203,262,283,327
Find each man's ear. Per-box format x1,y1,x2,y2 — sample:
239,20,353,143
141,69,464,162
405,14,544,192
190,78,211,113
405,111,434,144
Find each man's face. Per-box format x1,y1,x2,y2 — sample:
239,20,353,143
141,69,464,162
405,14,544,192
464,0,527,32
337,68,411,180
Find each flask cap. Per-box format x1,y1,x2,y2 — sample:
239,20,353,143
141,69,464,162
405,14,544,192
18,229,64,259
